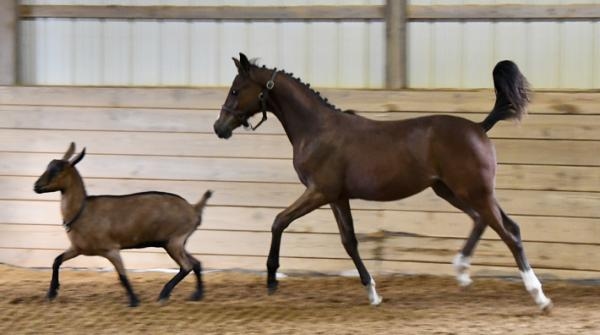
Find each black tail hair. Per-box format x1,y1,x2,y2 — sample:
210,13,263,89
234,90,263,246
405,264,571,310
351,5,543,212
480,60,530,132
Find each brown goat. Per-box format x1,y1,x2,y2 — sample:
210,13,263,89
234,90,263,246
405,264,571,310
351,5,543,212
34,142,212,307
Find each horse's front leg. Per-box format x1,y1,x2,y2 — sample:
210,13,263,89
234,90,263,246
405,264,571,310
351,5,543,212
267,188,328,294
331,199,382,305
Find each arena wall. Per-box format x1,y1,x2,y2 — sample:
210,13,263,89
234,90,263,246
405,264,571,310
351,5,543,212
1,86,599,279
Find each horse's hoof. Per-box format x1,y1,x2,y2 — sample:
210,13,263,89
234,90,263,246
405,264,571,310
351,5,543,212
540,299,553,314
157,294,170,305
456,273,473,288
370,295,383,306
267,281,279,295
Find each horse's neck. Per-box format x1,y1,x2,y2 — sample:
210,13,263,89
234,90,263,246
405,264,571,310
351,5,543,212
61,172,87,220
268,76,332,145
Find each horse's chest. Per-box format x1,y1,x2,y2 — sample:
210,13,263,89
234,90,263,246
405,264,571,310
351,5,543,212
292,146,342,187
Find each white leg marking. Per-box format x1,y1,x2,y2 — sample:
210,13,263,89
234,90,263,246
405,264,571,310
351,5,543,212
365,277,382,306
520,269,552,310
452,253,473,287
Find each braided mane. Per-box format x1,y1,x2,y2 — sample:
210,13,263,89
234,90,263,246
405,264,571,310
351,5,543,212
250,61,343,113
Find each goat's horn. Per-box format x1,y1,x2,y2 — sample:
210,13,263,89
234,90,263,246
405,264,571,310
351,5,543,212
63,142,76,160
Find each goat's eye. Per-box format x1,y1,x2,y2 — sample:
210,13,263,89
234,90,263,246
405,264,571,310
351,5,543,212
231,89,238,96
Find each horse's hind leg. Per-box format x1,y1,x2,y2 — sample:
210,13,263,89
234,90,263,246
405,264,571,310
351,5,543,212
331,199,382,305
432,181,485,287
471,196,552,311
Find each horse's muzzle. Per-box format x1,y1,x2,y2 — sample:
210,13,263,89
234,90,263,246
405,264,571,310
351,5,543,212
213,121,232,139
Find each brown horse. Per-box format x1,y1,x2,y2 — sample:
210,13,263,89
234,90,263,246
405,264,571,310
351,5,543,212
214,53,552,311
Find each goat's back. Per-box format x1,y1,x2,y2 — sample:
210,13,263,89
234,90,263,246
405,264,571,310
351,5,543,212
69,192,201,252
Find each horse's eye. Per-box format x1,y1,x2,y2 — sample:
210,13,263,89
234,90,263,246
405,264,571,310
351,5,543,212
231,89,238,96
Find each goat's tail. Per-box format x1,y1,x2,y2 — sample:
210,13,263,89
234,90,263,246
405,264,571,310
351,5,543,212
194,190,213,217
479,60,530,132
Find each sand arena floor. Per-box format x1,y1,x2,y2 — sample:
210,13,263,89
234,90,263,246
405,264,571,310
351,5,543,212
1,264,600,335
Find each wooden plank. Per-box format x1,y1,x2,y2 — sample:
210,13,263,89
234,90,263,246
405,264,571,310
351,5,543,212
1,226,599,272
19,5,386,20
2,87,600,115
409,4,600,20
2,152,600,193
1,129,599,166
385,0,407,89
0,0,18,85
5,176,600,219
3,248,599,279
3,202,600,245
3,106,600,141
18,4,600,21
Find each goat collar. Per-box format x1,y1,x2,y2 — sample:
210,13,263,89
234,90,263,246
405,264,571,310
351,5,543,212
63,199,87,232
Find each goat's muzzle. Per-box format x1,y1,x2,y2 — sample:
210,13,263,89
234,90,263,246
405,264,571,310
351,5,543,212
34,181,49,194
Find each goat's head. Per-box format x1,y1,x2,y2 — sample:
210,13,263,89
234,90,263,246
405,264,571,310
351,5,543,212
34,142,86,194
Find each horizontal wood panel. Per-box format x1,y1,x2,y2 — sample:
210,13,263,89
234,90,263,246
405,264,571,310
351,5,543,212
3,248,599,280
1,225,599,272
4,105,600,141
20,5,385,21
410,4,600,20
18,4,600,21
2,152,599,193
5,176,600,219
2,87,600,115
2,202,600,245
1,129,599,166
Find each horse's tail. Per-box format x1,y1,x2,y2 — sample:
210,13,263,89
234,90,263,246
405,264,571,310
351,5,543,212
479,60,530,132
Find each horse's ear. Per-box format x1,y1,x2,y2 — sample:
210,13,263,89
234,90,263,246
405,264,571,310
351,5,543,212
233,57,242,74
70,147,86,166
237,52,251,74
62,142,76,160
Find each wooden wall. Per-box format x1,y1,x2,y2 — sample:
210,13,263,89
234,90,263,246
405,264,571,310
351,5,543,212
1,86,600,279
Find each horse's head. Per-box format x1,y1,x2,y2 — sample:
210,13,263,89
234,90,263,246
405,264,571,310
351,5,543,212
214,53,273,139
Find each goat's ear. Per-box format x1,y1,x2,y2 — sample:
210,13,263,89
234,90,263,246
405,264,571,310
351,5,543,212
62,142,76,160
70,148,86,166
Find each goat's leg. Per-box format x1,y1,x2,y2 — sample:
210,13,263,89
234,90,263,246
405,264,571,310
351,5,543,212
103,249,139,307
47,247,79,300
186,252,204,301
158,241,193,302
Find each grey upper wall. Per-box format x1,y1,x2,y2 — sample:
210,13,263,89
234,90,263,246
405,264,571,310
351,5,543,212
17,0,600,89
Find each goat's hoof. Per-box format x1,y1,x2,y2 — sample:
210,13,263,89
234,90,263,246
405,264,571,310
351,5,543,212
267,280,279,295
189,291,204,301
47,291,58,301
129,298,140,307
157,298,169,306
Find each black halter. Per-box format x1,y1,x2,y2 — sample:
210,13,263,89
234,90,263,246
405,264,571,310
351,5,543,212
63,198,86,232
222,68,278,131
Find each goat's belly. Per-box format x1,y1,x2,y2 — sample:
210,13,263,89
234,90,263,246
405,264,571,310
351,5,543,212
123,240,168,249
